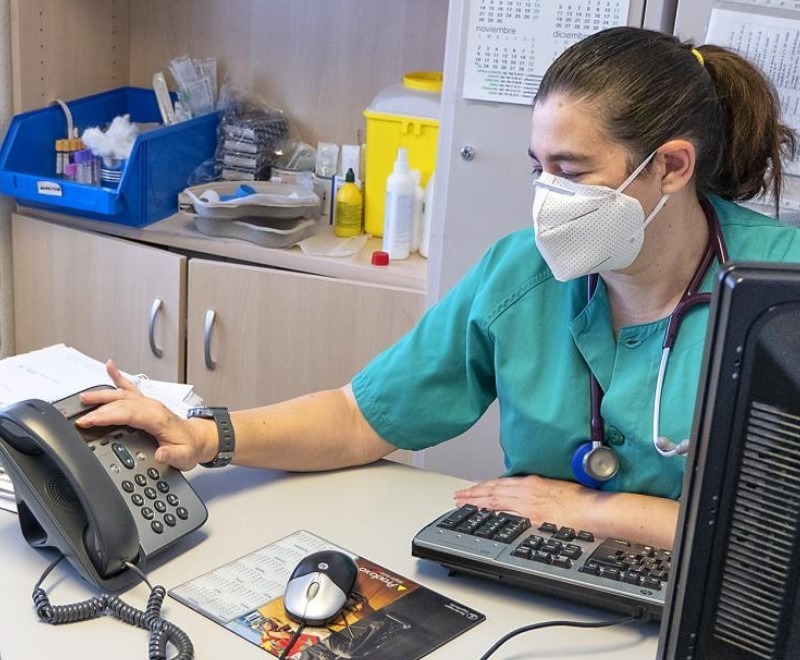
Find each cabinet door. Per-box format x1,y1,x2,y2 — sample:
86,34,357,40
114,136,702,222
186,259,425,408
12,214,186,381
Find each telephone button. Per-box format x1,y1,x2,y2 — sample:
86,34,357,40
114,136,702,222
154,500,167,513
141,507,154,520
166,494,180,507
176,507,189,520
144,486,157,500
131,493,144,507
147,467,161,480
164,513,177,527
121,480,135,493
112,442,135,469
134,474,147,487
156,480,170,493
151,520,164,534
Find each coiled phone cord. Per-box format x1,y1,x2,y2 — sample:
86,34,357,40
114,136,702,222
32,555,194,660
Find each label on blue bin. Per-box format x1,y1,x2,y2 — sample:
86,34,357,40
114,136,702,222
36,181,63,197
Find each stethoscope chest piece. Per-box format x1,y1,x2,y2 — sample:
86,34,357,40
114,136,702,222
571,441,620,490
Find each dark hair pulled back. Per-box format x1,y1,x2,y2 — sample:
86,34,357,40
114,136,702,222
535,27,797,209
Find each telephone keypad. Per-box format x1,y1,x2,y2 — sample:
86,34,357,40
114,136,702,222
79,424,207,556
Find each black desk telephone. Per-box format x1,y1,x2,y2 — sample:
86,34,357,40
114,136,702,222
0,386,208,592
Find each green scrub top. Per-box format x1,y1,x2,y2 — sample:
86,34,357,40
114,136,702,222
352,196,800,499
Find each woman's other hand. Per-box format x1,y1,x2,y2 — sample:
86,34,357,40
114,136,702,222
454,475,679,548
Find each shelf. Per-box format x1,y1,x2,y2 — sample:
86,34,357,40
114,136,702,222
14,206,428,292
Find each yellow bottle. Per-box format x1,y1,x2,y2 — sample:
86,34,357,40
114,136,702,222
334,168,363,238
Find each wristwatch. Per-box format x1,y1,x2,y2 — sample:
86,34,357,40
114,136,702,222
187,406,235,468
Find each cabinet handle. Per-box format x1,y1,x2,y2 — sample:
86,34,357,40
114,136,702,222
148,298,164,359
204,309,217,371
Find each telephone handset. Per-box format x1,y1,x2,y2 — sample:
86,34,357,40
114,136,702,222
0,386,208,592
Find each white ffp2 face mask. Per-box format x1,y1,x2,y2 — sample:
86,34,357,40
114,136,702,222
531,151,669,282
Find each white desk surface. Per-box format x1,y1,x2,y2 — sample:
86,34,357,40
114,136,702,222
0,461,659,659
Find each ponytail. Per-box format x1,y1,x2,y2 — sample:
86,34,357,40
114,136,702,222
698,44,797,206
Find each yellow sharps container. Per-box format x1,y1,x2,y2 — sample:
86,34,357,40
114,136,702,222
363,71,442,237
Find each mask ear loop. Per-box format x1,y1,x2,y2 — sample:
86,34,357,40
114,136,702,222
615,150,659,193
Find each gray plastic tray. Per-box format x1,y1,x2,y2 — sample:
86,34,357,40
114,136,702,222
193,215,318,248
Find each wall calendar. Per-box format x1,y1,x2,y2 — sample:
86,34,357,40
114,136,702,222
462,0,632,105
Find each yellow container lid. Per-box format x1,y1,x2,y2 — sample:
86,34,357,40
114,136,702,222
365,71,443,120
403,71,443,93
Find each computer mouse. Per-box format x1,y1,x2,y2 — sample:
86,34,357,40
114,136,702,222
283,549,358,626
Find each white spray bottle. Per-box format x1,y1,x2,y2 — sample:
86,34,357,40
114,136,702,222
382,147,415,260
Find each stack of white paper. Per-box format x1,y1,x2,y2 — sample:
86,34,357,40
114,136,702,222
0,344,203,514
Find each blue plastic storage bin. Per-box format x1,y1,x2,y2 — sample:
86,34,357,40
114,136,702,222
0,87,219,227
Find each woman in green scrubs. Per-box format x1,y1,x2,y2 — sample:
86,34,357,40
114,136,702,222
80,28,800,548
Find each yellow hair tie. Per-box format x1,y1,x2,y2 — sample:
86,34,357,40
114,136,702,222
691,48,705,67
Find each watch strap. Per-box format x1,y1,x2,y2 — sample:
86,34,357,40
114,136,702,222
188,406,235,468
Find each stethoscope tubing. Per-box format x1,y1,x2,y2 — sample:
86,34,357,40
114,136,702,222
587,198,729,465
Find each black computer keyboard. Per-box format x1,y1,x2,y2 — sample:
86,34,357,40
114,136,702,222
411,504,671,621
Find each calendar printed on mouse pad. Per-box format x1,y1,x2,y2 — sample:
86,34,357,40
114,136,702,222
169,530,485,659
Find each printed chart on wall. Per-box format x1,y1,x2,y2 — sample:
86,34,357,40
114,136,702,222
462,0,631,105
706,4,800,213
169,530,485,659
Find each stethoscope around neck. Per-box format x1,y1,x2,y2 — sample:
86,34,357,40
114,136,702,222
571,199,730,489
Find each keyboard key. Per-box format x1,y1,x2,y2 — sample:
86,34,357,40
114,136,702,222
579,562,600,576
538,522,558,534
598,566,622,581
554,526,576,542
561,544,583,560
533,550,552,565
642,576,663,590
475,519,505,538
511,546,531,560
438,505,477,530
495,518,531,543
522,534,544,550
542,540,563,554
552,555,572,569
622,570,642,585
577,530,595,542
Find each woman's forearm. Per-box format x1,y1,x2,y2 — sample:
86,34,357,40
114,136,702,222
219,385,396,471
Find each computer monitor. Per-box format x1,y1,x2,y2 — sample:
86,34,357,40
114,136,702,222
659,262,800,659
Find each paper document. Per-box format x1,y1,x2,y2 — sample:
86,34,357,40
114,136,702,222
462,0,631,105
0,343,198,416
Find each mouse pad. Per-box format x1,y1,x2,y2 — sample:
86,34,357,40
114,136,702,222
169,529,485,659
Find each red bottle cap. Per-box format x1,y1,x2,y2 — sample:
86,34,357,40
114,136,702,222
371,251,390,266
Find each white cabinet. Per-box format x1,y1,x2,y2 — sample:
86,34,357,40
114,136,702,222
11,213,186,382
11,214,425,429
186,258,424,409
